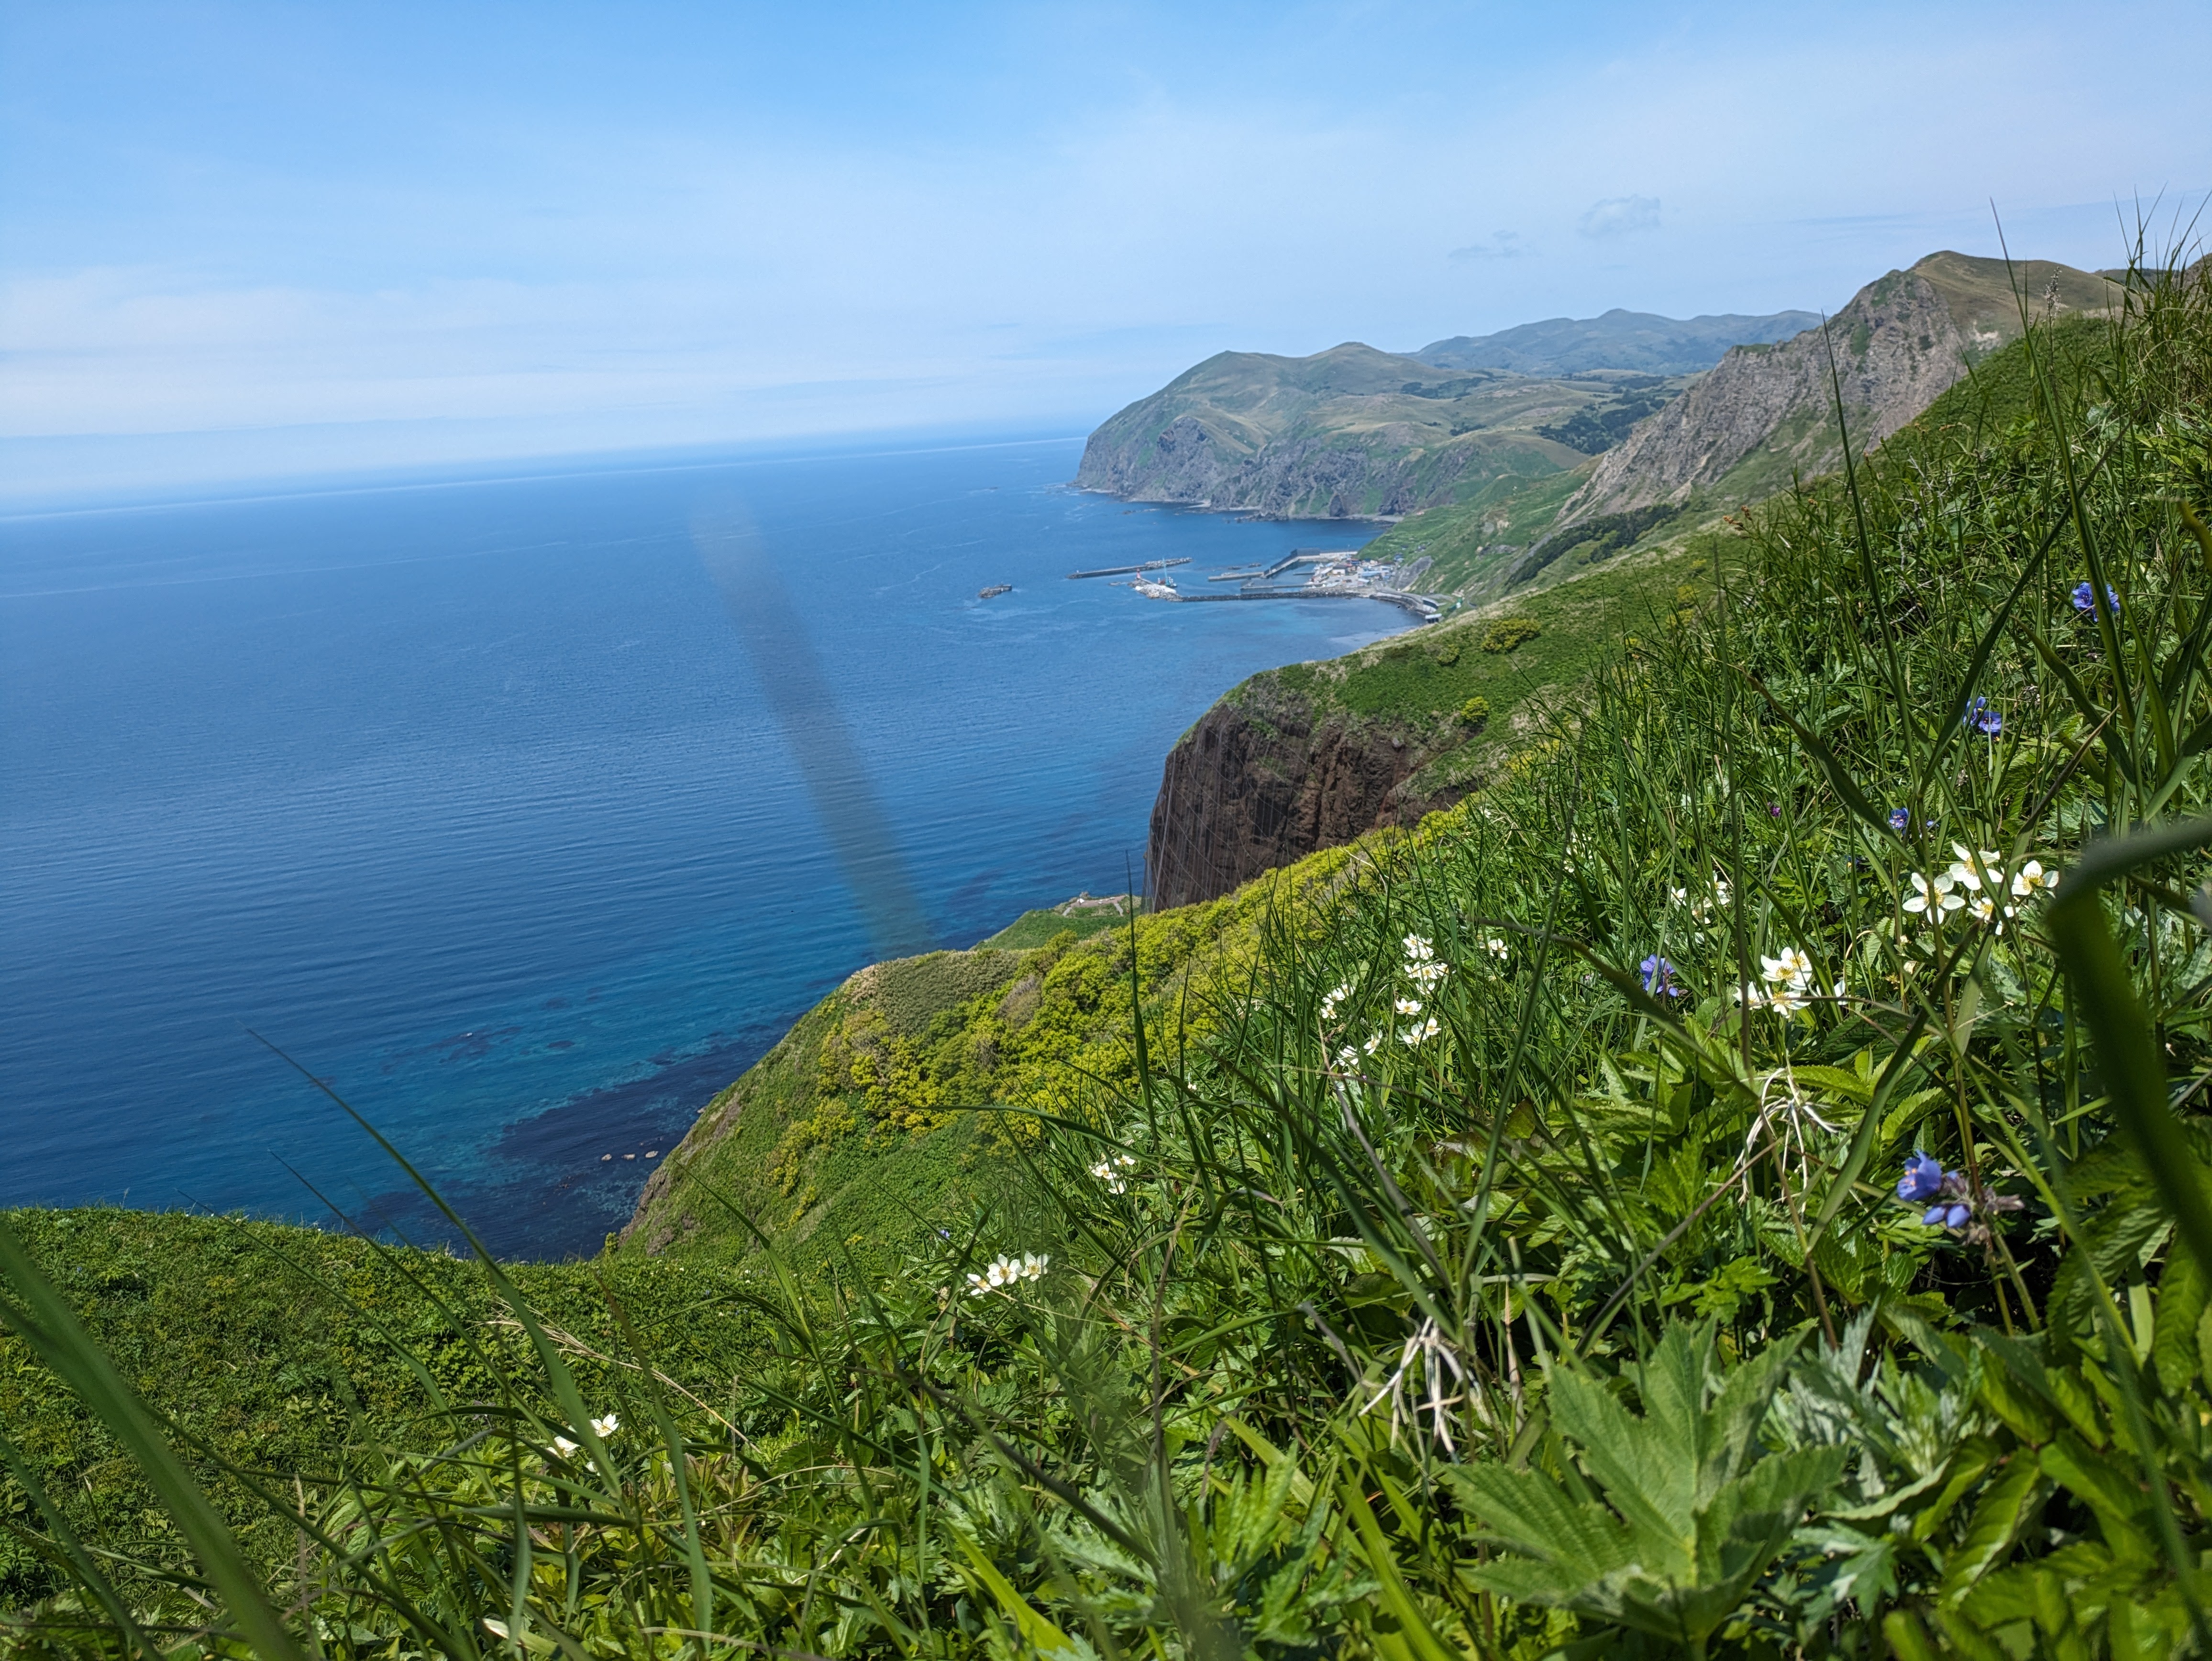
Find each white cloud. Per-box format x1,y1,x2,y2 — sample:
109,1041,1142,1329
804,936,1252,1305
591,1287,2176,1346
1449,231,1532,262
1578,196,1662,238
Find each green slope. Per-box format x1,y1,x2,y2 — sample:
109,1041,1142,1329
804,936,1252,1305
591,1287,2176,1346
1072,340,1673,518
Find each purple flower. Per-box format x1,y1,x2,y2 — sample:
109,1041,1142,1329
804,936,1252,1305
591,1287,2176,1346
1888,807,1910,832
1896,1152,1946,1203
1769,803,1783,819
1963,697,2002,737
1923,1203,1970,1229
1639,954,1681,998
2072,580,2118,615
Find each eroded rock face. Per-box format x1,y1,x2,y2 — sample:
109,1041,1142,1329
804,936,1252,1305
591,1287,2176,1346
1562,253,2113,521
1146,686,1464,909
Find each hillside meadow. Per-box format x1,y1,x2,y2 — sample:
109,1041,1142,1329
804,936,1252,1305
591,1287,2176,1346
3,256,2212,1657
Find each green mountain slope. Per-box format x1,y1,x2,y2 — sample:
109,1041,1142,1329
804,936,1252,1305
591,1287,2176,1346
1071,341,1636,518
1412,306,1820,375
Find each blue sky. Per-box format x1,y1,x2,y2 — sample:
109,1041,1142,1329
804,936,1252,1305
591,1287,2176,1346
3,0,2207,493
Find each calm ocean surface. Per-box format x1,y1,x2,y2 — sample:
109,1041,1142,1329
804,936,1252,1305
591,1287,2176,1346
0,437,1403,1257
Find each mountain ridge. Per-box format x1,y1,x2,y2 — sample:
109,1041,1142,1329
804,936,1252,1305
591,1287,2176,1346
1561,250,2119,521
1412,306,1821,376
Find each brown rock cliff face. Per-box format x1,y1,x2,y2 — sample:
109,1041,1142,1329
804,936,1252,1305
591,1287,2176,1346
1146,687,1464,909
1564,253,2114,521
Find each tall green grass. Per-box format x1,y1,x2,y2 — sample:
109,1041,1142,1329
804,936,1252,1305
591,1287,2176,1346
5,245,2212,1657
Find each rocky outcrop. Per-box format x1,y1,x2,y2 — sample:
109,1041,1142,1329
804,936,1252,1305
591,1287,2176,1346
1146,682,1465,910
1563,252,2115,521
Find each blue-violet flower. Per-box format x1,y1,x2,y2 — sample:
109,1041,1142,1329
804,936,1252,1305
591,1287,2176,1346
2072,580,2119,615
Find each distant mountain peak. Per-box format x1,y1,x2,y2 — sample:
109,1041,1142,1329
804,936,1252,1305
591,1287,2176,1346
1410,309,1822,377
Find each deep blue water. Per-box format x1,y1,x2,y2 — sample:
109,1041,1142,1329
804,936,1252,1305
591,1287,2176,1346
0,437,1402,1257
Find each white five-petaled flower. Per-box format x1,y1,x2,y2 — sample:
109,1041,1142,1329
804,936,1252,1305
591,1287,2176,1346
1483,936,1510,959
1394,996,1423,1016
1760,948,1813,989
1319,982,1350,1019
553,1436,578,1458
1946,843,2004,891
1406,959,1449,988
591,1414,619,1440
1361,1032,1383,1056
1904,871,1964,915
964,1251,1050,1298
1968,893,2017,930
1399,1016,1441,1045
1088,1153,1137,1193
2011,859,2057,898
1403,934,1434,962
1335,1045,1359,1068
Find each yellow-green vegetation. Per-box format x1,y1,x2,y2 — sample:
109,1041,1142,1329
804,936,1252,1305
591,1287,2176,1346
4,258,2212,1659
973,903,1130,951
622,845,1368,1277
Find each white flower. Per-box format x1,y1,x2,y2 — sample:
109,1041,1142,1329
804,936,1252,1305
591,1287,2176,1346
1670,886,1689,907
553,1436,578,1458
1394,996,1423,1016
1484,936,1510,959
1335,1045,1359,1068
1753,983,1809,1017
1403,934,1434,962
1968,893,2017,930
968,1252,1047,1296
1398,1016,1441,1045
1947,843,2004,891
1713,878,1732,907
1361,1032,1383,1056
590,1414,619,1439
1407,960,1449,987
1904,871,1963,915
2012,859,2057,898
1760,948,1814,989
1319,981,1350,1019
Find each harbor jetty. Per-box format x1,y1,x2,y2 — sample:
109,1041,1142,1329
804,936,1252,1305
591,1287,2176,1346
1117,547,1441,622
1066,557,1192,580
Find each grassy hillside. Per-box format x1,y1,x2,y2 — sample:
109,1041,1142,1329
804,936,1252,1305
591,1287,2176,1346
1413,306,1820,376
5,260,2212,1658
0,1208,764,1608
1071,340,1654,518
620,851,1368,1275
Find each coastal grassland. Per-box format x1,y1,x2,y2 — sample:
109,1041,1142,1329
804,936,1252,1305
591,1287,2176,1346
6,255,2212,1658
0,1207,764,1609
974,904,1131,951
1355,466,1590,598
1241,533,1712,801
621,845,1366,1276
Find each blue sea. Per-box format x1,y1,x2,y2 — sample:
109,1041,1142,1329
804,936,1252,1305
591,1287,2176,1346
0,437,1403,1257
